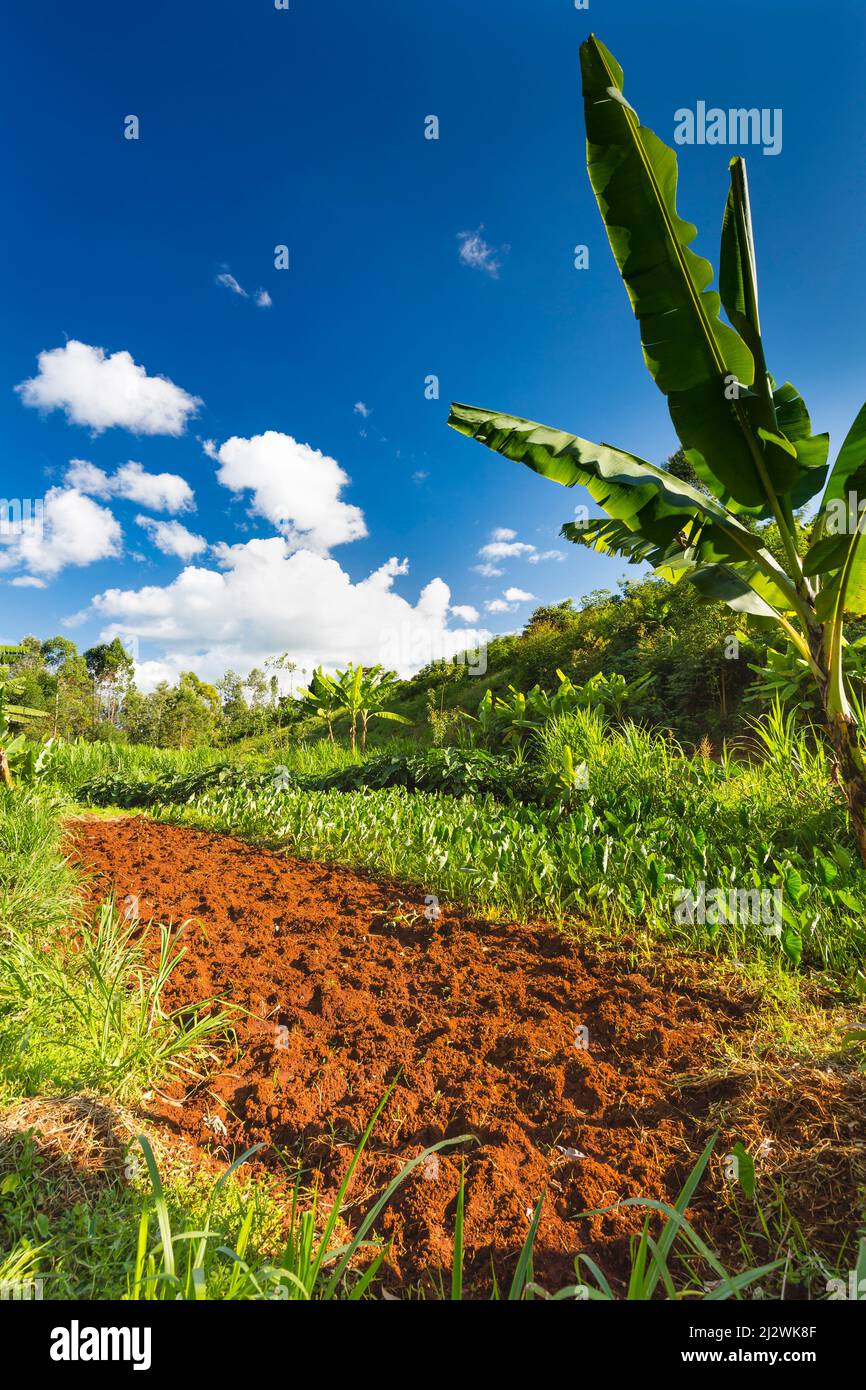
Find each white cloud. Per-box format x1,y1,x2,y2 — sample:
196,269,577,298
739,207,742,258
485,598,514,614
0,487,122,580
354,401,371,418
136,516,207,561
472,562,503,578
412,470,429,483
201,438,219,460
528,549,565,564
66,459,194,514
212,431,367,553
450,603,479,622
457,227,506,278
503,587,534,602
85,540,490,690
10,576,46,589
476,529,563,568
479,539,536,560
216,272,271,309
15,340,202,436
216,272,247,297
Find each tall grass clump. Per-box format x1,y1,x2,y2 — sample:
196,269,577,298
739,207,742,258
46,740,222,797
0,789,230,1103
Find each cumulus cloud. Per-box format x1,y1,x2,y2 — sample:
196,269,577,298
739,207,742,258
450,603,479,622
85,539,490,690
503,587,534,602
10,575,46,588
528,549,565,564
457,227,507,278
485,598,514,614
476,529,564,567
472,562,503,578
478,538,536,560
0,487,122,580
15,340,202,436
255,289,272,308
136,516,207,561
212,431,367,553
353,401,371,418
66,459,195,514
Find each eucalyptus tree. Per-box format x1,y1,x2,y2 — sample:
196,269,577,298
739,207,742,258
449,35,866,861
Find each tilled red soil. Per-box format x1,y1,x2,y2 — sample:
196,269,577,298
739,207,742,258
68,815,758,1294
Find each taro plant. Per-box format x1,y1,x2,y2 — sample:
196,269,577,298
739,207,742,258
578,670,656,725
449,34,866,862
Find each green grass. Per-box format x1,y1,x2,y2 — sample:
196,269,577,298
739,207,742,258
45,740,223,796
0,789,231,1104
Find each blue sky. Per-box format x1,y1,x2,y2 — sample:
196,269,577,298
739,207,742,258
3,0,865,687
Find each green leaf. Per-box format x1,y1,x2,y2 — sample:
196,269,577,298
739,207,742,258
731,1141,756,1200
773,383,829,508
781,926,802,967
814,399,866,528
580,38,752,396
578,36,809,520
447,403,803,623
818,856,838,886
719,158,763,370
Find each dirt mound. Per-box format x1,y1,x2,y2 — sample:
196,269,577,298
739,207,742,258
69,815,759,1293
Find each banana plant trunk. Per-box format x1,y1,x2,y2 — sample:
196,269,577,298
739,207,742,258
811,631,866,866
0,749,12,789
826,713,866,866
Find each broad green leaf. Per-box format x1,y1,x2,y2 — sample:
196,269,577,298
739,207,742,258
580,37,753,397
815,399,866,523
719,158,764,372
579,41,826,521
773,383,829,507
579,36,788,515
448,403,802,620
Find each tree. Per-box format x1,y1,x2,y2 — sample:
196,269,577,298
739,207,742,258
162,672,220,748
299,666,340,743
216,670,250,741
449,34,866,863
85,639,135,727
331,664,411,753
39,636,92,737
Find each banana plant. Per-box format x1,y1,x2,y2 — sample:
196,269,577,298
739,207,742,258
331,663,411,754
0,681,49,788
449,34,866,862
299,666,341,743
